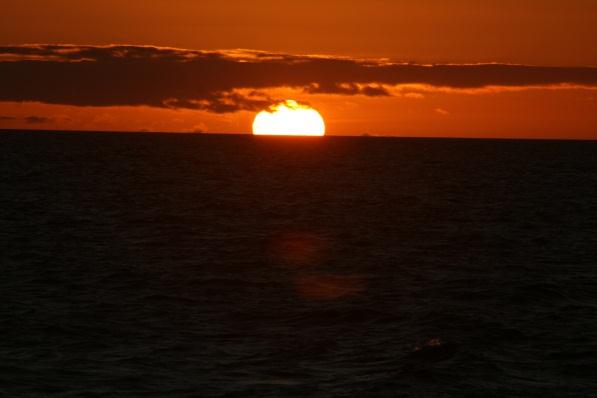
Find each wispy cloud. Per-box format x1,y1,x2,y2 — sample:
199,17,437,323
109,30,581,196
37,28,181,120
24,116,52,124
0,115,53,124
1,44,596,113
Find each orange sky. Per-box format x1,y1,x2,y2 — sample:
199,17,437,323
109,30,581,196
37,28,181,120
1,1,596,138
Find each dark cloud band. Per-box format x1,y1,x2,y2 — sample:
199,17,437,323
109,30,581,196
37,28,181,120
1,45,596,113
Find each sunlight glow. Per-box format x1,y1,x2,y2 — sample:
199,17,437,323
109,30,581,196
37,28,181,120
252,100,325,136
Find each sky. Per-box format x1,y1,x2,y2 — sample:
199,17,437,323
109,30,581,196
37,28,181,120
1,0,596,138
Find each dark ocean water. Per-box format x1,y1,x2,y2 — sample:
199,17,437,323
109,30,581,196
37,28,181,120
2,131,597,397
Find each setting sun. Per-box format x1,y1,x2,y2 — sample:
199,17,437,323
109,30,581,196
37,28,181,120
252,100,325,136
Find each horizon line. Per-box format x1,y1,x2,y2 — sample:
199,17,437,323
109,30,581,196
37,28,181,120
1,128,596,142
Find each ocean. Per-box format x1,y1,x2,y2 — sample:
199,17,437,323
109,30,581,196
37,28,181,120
1,131,597,397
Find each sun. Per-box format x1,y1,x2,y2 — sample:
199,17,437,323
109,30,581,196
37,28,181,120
252,100,325,136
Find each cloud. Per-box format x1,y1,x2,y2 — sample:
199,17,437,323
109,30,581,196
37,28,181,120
162,91,273,114
24,116,52,124
304,82,390,96
1,44,597,113
0,115,53,124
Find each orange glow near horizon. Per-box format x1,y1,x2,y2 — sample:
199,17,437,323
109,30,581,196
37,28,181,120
252,100,326,136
